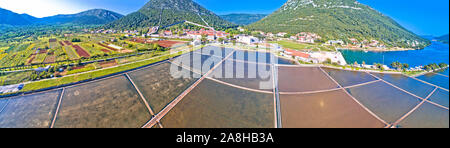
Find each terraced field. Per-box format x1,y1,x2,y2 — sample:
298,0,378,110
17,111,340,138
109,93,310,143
63,46,80,60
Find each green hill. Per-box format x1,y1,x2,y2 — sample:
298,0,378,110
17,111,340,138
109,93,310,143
39,9,123,25
220,13,267,25
105,0,235,30
247,0,430,49
0,8,32,25
435,34,449,44
0,8,123,26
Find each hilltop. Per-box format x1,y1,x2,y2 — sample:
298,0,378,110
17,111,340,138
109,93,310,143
105,0,235,29
0,8,32,25
247,0,430,49
0,8,123,25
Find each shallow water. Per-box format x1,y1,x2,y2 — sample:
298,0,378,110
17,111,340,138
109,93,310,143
398,102,449,128
346,81,421,123
280,90,385,128
160,79,274,128
0,90,61,128
278,66,339,92
427,88,449,108
322,68,378,87
373,73,436,98
54,76,151,128
210,59,274,91
128,62,199,114
416,73,449,90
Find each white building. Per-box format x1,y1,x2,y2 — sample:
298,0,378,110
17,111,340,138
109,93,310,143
237,36,260,44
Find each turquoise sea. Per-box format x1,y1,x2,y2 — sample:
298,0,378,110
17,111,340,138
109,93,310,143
340,41,449,67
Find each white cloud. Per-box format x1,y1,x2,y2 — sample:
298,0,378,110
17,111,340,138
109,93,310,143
0,0,85,18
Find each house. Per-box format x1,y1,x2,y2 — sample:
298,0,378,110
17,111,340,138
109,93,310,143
192,39,201,46
163,30,173,36
237,36,260,44
283,49,313,62
277,32,287,37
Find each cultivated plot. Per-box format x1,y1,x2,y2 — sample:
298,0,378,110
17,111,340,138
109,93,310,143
322,67,378,87
53,76,151,128
160,79,274,128
209,59,274,91
346,81,422,123
0,90,61,128
398,102,449,128
373,73,436,98
416,73,449,90
280,89,385,128
128,62,199,114
278,66,339,92
427,88,449,108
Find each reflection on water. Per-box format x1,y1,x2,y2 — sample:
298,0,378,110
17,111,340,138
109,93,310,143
322,67,377,87
346,81,421,123
54,76,151,128
128,62,199,114
428,88,449,108
280,90,385,128
399,102,449,128
160,79,274,128
373,73,435,98
416,73,449,90
0,90,61,128
278,66,339,92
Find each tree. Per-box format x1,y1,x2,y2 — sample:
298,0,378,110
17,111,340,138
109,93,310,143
403,63,409,69
218,38,224,44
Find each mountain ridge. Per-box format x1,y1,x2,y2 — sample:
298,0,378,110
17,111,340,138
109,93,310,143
248,0,430,49
0,8,123,25
106,0,235,29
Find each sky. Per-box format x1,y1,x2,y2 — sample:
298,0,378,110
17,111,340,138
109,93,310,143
0,0,448,36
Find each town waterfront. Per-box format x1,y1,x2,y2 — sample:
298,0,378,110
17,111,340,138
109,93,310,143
339,42,449,67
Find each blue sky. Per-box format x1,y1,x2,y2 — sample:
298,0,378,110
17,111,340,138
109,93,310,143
0,0,448,36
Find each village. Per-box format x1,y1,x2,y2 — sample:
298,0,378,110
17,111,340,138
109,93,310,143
83,25,439,74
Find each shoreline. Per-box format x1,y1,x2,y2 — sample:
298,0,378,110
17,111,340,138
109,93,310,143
337,46,418,52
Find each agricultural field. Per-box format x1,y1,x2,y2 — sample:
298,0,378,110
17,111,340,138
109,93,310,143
53,46,69,61
43,55,56,63
0,44,35,67
63,46,80,60
31,53,47,64
78,42,111,56
0,71,33,86
48,39,59,49
270,40,335,52
72,45,91,58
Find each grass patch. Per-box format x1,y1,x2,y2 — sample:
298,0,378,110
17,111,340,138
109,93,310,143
403,70,425,76
20,51,182,92
270,40,335,52
64,46,80,60
0,71,33,86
